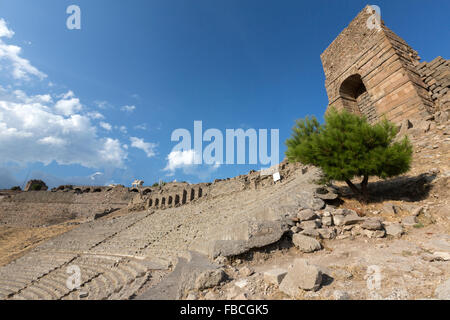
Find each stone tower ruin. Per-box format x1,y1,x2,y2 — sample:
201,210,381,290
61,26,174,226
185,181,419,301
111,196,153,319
321,5,449,124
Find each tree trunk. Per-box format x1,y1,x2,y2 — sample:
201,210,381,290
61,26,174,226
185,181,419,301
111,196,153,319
345,179,361,196
345,177,369,203
360,175,369,203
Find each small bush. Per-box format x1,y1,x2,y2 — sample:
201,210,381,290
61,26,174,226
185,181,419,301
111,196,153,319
31,184,42,191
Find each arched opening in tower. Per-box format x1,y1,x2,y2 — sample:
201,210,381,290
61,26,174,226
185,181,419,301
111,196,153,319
339,74,377,123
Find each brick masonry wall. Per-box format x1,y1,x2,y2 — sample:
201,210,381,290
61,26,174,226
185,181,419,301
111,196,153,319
321,5,434,125
416,57,450,112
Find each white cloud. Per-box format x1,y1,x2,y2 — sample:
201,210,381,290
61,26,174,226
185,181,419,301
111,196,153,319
94,100,110,109
54,91,82,116
164,149,196,173
121,105,136,113
119,125,127,134
163,149,221,178
87,111,104,120
38,136,66,146
99,121,112,131
130,137,157,158
0,18,138,173
0,19,14,38
0,89,128,168
0,18,47,80
90,172,103,181
134,123,147,130
12,89,52,104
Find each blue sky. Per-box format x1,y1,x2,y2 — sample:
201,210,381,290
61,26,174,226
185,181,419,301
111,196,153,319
0,0,449,188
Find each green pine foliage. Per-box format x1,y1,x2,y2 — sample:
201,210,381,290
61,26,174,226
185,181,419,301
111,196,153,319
285,109,413,202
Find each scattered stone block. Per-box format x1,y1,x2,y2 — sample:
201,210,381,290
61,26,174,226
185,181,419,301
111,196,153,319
322,216,333,226
234,279,248,289
383,203,398,215
297,209,318,221
194,269,226,290
411,206,424,216
239,266,254,277
279,259,323,295
300,228,321,238
186,293,198,300
290,226,300,233
361,219,383,230
363,229,386,238
333,214,345,226
317,228,337,239
292,234,322,253
314,187,339,200
385,223,404,237
342,211,364,225
299,220,321,230
402,215,418,226
264,268,288,285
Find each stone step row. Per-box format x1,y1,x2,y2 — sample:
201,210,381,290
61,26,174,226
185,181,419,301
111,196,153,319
8,257,151,300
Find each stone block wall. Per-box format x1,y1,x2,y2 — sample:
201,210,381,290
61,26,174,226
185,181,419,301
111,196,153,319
321,5,434,125
416,56,450,112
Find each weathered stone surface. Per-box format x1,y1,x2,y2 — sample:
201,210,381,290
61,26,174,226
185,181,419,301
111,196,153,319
435,279,450,300
342,211,364,225
433,252,450,261
197,220,289,259
317,228,337,239
234,279,248,289
314,187,339,200
279,259,323,295
300,228,321,238
322,216,333,226
333,290,350,300
138,252,224,300
333,215,345,226
297,209,318,221
296,193,325,210
195,269,225,290
363,229,386,238
239,266,254,277
292,234,322,253
361,219,383,230
332,209,363,226
290,226,300,233
411,206,424,217
385,223,404,237
402,216,418,226
383,203,398,215
263,268,288,285
299,220,321,230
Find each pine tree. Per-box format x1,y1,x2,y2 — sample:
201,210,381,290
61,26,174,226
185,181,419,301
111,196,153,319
285,109,413,202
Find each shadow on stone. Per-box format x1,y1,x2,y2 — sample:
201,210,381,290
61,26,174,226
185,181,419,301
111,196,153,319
335,172,437,203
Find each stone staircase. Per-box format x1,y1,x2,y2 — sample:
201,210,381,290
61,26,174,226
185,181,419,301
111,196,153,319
0,165,320,300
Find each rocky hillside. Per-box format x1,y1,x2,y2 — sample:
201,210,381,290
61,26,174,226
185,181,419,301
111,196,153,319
0,114,448,300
